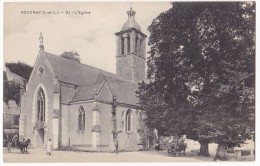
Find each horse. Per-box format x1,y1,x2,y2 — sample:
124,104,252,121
19,139,31,153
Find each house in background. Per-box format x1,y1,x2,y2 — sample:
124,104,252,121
3,100,20,139
3,66,27,146
5,67,27,87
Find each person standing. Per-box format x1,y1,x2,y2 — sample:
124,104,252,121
47,139,52,156
12,134,18,147
7,140,12,153
115,141,119,154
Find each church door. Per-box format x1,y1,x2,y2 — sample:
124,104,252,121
38,128,45,149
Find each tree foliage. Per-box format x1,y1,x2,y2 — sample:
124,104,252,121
3,72,21,104
5,62,33,80
60,51,81,63
4,62,32,104
137,2,255,157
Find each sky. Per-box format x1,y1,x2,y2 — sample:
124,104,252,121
3,2,172,73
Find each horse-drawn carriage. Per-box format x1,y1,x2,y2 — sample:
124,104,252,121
5,134,31,154
6,139,31,154
167,139,187,157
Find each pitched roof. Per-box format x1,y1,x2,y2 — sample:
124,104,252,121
5,67,26,86
45,52,100,85
44,51,140,106
70,83,103,103
102,73,140,106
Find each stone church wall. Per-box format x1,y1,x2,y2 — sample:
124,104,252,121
60,104,69,146
62,101,113,151
67,102,93,149
60,100,147,152
133,54,146,83
116,105,145,151
20,53,55,148
96,102,113,151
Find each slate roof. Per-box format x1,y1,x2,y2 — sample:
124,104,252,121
45,52,100,85
102,73,139,105
70,83,103,103
44,51,140,106
122,20,141,31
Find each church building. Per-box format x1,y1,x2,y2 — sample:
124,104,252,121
19,7,151,151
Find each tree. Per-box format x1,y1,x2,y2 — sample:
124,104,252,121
5,62,33,80
137,2,255,158
3,73,21,104
60,51,80,63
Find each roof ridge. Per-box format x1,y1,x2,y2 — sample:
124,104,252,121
100,71,138,85
80,62,138,85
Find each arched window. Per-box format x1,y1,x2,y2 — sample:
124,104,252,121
125,109,132,131
135,36,138,53
37,88,45,123
127,36,130,53
78,106,85,130
121,37,124,54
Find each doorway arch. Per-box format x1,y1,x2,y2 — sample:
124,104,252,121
38,128,45,148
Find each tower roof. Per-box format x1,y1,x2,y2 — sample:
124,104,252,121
122,7,141,31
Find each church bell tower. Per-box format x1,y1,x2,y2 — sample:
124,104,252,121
115,7,147,82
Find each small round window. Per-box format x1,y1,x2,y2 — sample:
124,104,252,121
38,66,44,77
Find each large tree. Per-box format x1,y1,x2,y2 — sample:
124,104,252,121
137,2,255,158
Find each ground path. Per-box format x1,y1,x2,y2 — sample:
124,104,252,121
3,148,204,163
